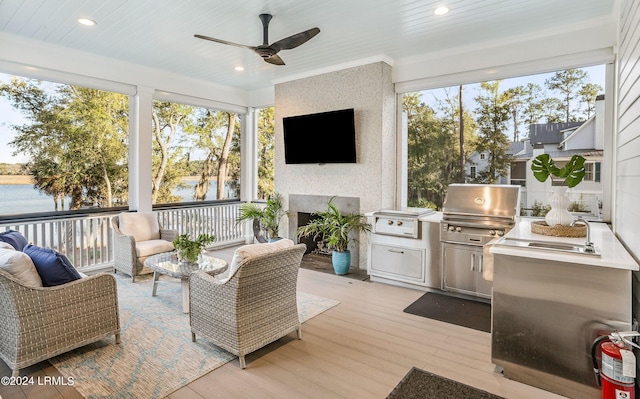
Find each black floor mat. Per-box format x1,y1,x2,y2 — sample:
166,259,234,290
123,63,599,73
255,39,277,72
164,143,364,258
403,292,491,332
387,367,505,399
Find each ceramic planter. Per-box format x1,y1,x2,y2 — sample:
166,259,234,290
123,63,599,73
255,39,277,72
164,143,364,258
331,250,351,275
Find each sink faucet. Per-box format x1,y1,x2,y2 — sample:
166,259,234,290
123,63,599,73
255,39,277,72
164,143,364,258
570,217,595,253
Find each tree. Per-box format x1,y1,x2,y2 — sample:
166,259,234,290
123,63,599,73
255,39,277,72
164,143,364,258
579,82,603,118
151,101,192,203
257,107,275,199
545,69,589,122
405,93,462,208
214,113,237,199
473,81,512,183
1,77,129,209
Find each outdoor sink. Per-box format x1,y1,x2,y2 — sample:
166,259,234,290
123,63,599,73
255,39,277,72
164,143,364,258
497,237,601,256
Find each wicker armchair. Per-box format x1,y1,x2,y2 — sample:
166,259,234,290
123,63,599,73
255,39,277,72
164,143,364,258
0,268,121,377
111,213,177,282
189,243,306,368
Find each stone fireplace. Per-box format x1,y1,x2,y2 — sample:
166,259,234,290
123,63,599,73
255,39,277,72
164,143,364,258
288,194,361,268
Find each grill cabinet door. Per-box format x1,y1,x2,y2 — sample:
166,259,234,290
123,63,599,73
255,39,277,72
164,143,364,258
442,243,477,295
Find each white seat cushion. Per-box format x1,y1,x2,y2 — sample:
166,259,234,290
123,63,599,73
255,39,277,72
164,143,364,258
119,212,161,242
136,239,175,257
0,248,43,287
219,239,295,284
0,241,15,250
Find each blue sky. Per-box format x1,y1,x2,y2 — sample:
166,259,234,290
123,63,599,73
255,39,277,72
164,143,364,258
0,65,606,165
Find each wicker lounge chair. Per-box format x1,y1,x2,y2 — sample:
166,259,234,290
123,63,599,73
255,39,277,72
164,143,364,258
0,268,121,377
189,243,306,368
111,212,177,282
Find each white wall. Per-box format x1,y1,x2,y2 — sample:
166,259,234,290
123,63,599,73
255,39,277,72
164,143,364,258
274,62,396,269
616,0,640,257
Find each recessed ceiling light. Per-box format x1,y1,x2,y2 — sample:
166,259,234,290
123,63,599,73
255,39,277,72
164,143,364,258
234,66,245,71
78,18,97,26
434,6,449,15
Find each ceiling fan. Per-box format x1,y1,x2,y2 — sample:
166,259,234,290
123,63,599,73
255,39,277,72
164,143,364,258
194,14,320,66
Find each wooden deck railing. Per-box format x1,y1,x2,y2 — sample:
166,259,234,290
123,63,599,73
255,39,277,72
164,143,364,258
0,201,245,270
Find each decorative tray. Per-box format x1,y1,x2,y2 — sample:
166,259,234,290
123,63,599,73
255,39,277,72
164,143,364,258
530,220,586,237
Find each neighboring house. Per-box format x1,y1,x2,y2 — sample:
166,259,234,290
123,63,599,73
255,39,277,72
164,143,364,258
467,96,605,217
507,96,605,217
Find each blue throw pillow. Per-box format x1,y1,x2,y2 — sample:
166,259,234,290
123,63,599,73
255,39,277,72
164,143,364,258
0,230,28,251
23,244,82,287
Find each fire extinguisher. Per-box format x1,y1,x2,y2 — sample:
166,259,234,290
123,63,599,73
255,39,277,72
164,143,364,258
592,331,640,399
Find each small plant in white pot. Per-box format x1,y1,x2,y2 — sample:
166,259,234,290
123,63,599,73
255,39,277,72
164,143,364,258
296,198,370,275
531,154,586,226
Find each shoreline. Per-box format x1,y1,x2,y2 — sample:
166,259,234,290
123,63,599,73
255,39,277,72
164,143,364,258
0,175,214,185
0,175,34,185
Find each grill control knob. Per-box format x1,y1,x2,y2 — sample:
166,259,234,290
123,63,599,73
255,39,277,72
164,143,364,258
489,230,496,236
497,230,505,236
387,220,394,225
397,221,403,226
455,226,462,232
448,226,455,231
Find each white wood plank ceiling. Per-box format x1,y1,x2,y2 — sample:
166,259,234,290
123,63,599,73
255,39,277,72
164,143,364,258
0,0,615,91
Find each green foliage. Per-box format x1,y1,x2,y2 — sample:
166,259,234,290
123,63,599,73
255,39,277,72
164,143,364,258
530,201,551,217
544,69,590,122
568,201,587,212
237,192,287,239
296,197,370,252
257,107,275,199
404,91,477,209
531,154,586,188
408,198,437,210
473,81,513,183
173,233,216,263
1,77,129,209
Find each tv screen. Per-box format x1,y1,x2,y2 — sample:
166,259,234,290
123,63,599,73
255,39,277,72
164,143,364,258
283,108,356,164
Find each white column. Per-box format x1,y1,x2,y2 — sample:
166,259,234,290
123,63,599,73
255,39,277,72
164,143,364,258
129,86,154,212
240,107,258,202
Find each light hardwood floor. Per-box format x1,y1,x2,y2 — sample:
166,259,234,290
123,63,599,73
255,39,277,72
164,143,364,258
0,248,568,399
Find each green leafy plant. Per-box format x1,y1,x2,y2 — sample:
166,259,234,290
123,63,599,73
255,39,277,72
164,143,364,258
531,154,586,188
530,200,551,217
173,233,216,263
237,192,288,239
296,198,371,252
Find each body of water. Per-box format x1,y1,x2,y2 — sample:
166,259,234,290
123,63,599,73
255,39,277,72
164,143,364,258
0,180,233,215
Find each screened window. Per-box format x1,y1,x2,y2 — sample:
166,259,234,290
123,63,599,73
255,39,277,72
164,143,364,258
151,100,241,204
401,65,606,211
0,73,129,215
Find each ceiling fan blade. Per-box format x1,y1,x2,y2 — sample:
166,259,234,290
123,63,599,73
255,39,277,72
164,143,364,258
194,34,256,51
264,54,285,65
270,27,320,52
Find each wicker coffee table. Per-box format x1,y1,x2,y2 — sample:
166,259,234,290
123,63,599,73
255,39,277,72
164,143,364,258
144,252,228,313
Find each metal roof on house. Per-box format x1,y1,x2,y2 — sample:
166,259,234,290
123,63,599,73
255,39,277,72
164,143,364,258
527,122,584,145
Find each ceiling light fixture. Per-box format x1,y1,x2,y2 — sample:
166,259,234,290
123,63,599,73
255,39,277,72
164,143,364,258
434,6,449,15
78,18,97,26
234,66,245,71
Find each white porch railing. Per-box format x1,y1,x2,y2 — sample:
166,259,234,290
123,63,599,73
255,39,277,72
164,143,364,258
0,201,245,270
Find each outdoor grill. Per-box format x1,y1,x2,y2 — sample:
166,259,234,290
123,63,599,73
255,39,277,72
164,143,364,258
440,184,521,299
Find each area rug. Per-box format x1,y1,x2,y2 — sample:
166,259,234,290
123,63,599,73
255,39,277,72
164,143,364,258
387,367,505,399
50,273,339,399
403,292,491,333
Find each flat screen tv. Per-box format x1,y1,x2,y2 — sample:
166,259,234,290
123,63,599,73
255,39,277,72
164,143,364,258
283,108,356,164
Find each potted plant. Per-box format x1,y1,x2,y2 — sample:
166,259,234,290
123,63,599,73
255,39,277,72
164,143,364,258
237,192,288,241
296,198,371,275
173,233,216,264
531,153,586,226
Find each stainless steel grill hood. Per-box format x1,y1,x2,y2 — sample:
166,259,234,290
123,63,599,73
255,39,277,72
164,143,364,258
442,184,521,226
